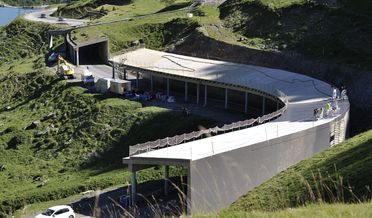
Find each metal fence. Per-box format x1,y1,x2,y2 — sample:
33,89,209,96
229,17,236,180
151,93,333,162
129,93,289,156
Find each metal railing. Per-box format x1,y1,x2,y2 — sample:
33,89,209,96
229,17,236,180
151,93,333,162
129,91,288,156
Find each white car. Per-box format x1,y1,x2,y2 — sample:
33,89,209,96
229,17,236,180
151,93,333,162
35,205,75,218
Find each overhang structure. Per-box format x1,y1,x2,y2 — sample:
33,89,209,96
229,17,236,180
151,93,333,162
112,48,350,214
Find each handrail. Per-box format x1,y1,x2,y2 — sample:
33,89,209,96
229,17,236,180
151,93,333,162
129,90,288,156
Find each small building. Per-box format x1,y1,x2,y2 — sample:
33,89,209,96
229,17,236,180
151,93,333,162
110,79,132,95
95,77,112,93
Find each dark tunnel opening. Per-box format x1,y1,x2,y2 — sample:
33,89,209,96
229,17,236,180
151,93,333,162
78,41,109,65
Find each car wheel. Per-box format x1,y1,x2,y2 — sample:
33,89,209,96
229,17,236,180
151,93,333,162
68,216,74,218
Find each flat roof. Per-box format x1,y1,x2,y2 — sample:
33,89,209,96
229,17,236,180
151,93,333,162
112,49,349,163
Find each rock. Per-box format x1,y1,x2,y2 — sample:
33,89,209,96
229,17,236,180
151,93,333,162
41,112,55,121
0,164,5,171
131,40,140,46
35,128,49,137
25,120,40,130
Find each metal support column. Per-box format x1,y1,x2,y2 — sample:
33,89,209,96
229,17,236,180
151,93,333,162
245,91,248,114
136,71,139,89
164,165,170,196
48,35,53,50
262,96,266,115
204,85,208,107
112,64,115,79
225,88,228,109
185,82,188,102
131,169,137,205
124,68,127,80
167,78,170,96
76,48,79,66
150,74,154,92
196,83,200,104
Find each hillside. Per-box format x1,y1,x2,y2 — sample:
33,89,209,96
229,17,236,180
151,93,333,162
53,0,190,19
223,129,372,213
219,0,372,69
0,19,215,216
218,202,372,218
1,0,64,6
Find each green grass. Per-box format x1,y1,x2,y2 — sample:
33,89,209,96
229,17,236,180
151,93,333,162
1,0,64,6
54,0,190,19
0,18,55,66
217,202,372,218
219,0,372,69
72,14,199,53
223,129,372,213
0,70,215,215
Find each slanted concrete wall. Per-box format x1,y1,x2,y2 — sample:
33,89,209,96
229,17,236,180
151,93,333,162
188,109,349,214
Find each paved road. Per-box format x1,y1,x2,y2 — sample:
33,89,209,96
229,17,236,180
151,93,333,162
24,8,88,26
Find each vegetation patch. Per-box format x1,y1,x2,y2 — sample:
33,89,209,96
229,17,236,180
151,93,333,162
219,0,372,69
73,17,199,53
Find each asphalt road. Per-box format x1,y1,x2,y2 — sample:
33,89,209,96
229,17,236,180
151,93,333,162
24,8,87,27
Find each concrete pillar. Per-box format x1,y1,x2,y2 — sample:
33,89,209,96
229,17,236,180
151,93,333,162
204,85,208,107
150,74,154,92
245,91,248,114
185,82,188,102
112,64,115,79
76,48,79,66
136,71,139,88
49,35,53,50
196,83,200,104
167,78,170,96
225,88,228,109
124,68,127,80
164,165,170,196
262,96,266,115
131,170,137,205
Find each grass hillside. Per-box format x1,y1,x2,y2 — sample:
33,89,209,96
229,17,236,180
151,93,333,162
223,129,372,213
0,19,54,65
1,0,64,6
72,16,198,53
218,202,372,218
0,19,215,216
219,0,372,69
53,0,190,19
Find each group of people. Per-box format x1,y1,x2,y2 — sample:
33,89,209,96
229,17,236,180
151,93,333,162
314,102,339,120
332,85,348,100
314,85,346,120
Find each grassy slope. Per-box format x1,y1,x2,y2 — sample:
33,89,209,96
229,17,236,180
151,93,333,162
72,12,199,54
223,129,372,213
218,202,372,218
0,19,215,216
1,0,64,6
219,0,372,69
54,0,190,19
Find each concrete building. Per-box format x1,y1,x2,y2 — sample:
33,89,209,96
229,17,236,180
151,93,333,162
112,48,349,214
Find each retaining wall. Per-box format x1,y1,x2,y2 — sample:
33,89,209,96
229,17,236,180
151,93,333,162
188,108,349,213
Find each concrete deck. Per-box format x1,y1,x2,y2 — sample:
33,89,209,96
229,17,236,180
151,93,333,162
115,48,349,214
113,48,345,162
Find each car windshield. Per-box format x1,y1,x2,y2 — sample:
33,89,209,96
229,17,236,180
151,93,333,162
42,209,55,216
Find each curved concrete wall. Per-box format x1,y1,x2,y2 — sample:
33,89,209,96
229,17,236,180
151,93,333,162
188,108,349,213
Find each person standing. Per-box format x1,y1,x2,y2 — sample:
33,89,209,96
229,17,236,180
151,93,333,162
332,85,337,100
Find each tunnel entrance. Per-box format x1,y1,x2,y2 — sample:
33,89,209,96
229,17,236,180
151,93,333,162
78,39,109,65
